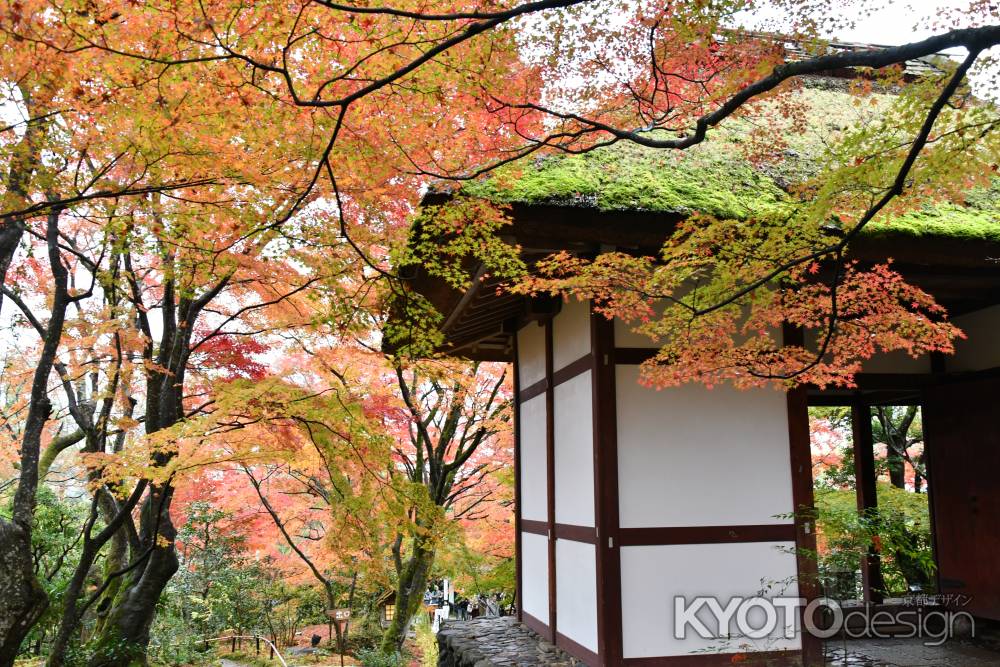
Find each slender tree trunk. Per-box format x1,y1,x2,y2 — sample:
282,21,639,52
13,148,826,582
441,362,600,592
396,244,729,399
380,538,435,654
0,86,49,664
47,538,100,667
914,452,925,494
0,87,44,314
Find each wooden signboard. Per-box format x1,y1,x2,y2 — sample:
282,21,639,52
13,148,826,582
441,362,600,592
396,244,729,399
325,608,352,621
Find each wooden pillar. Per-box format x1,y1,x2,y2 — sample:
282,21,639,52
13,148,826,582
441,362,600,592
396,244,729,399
851,401,885,604
513,324,523,623
590,309,621,666
545,319,557,641
787,386,823,666
783,325,823,666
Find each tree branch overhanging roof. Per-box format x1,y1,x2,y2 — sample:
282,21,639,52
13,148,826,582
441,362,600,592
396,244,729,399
391,71,1000,361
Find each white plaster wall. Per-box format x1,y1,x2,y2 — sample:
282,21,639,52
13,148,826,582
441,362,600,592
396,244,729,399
620,542,801,658
555,539,598,652
553,297,592,370
518,323,547,388
521,532,550,623
554,371,595,527
615,366,794,528
949,304,1000,372
520,394,547,522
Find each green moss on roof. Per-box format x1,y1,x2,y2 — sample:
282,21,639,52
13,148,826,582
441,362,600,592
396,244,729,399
456,80,1000,243
874,201,1000,243
463,140,790,219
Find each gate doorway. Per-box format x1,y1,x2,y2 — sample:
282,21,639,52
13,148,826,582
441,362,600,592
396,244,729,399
808,371,1000,637
807,400,935,607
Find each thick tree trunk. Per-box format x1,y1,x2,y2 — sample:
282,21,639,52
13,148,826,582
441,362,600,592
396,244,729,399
87,487,179,667
887,449,906,488
0,211,68,664
87,544,178,667
47,490,133,667
0,519,48,666
380,539,435,654
86,310,194,665
92,526,129,636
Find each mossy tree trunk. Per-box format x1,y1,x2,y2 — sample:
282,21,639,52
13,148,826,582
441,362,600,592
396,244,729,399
86,485,180,667
84,252,228,666
380,538,436,654
47,483,147,667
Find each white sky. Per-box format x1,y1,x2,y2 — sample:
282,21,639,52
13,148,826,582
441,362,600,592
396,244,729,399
811,0,981,44
735,0,1000,94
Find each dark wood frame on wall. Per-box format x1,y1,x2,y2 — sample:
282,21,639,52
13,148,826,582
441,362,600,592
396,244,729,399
513,308,817,667
513,310,606,665
786,385,823,666
515,312,602,663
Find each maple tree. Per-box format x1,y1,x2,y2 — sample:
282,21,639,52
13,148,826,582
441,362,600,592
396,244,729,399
1,0,999,663
167,342,512,653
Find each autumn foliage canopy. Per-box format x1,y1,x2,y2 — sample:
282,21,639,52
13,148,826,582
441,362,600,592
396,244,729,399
1,0,1000,661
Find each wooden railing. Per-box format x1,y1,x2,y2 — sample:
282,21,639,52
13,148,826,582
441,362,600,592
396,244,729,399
202,634,289,667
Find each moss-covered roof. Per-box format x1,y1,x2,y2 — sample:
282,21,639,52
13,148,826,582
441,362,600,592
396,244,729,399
458,80,1000,243
463,140,790,220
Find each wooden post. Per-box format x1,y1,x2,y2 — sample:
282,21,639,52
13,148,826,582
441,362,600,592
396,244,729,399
787,386,823,666
590,308,622,666
256,636,261,655
231,636,237,653
544,318,557,642
783,325,823,667
851,400,886,604
270,644,275,660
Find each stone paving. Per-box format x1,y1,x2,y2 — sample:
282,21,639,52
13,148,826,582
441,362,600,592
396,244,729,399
437,617,1000,667
824,638,1000,666
437,617,582,667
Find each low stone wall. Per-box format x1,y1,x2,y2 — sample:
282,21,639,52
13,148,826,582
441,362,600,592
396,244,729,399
437,617,582,667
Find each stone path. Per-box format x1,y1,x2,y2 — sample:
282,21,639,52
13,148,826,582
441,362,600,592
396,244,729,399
437,617,582,667
436,617,1000,667
824,638,1000,666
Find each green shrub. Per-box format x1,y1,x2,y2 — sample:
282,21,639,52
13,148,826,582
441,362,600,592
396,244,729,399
815,484,935,596
356,648,406,667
